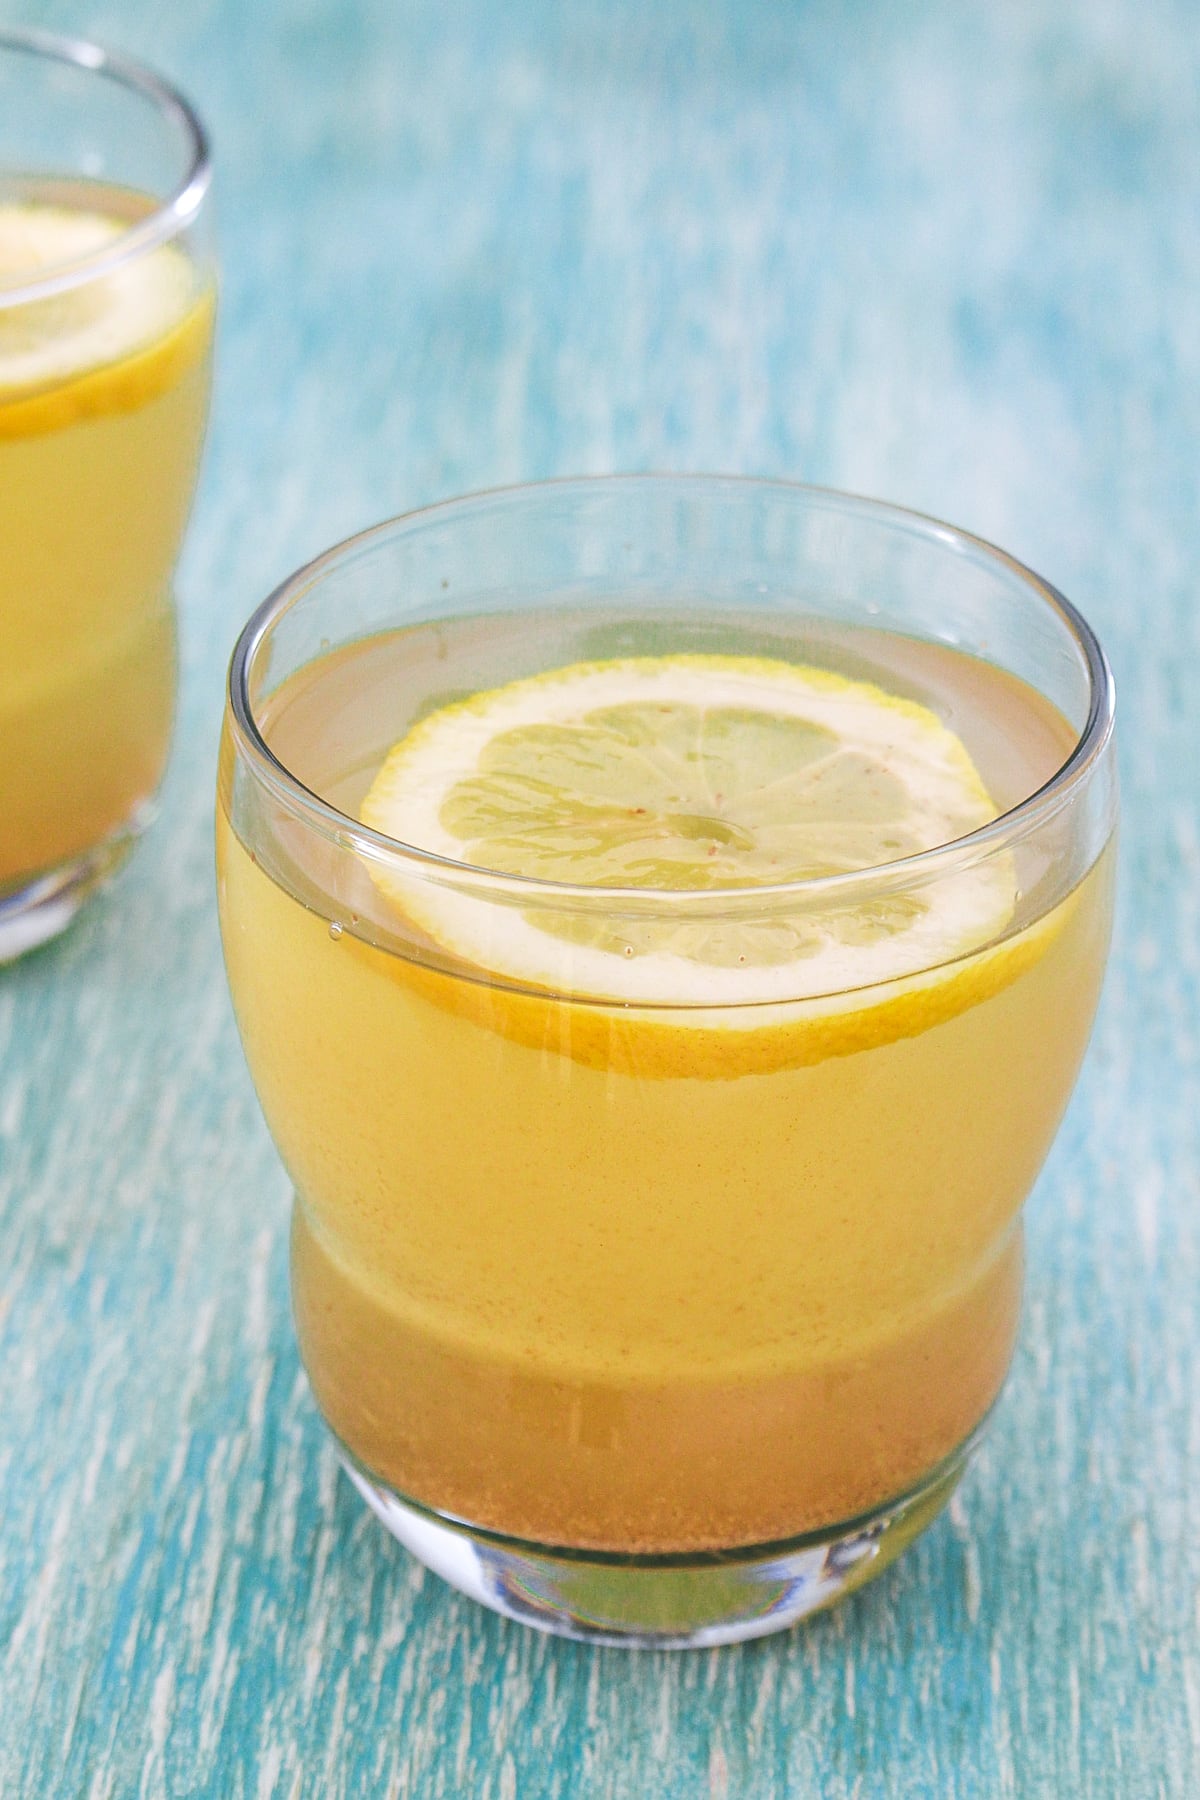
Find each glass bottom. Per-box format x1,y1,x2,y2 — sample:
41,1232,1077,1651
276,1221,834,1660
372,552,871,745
0,809,150,962
338,1434,977,1648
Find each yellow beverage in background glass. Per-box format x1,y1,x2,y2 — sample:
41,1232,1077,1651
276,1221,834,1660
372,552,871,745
0,187,214,887
0,31,214,957
218,479,1118,1645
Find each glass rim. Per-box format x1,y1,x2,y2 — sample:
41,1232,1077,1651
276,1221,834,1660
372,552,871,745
226,473,1116,914
0,26,211,308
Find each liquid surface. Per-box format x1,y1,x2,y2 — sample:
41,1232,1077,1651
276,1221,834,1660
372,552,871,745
0,183,214,886
219,612,1113,1550
263,610,1074,828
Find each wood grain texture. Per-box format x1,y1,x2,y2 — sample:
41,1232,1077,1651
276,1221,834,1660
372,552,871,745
1,0,1197,1793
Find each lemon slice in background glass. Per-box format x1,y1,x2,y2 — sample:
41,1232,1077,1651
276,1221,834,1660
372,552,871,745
0,203,195,402
361,654,1015,1005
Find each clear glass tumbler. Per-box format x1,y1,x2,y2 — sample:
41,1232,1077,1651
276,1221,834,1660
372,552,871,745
0,28,215,959
217,477,1116,1646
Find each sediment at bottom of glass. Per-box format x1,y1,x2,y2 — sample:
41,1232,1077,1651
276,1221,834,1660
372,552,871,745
0,810,151,962
338,1437,976,1648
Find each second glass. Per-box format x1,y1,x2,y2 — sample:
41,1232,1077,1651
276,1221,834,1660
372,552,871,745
0,29,215,958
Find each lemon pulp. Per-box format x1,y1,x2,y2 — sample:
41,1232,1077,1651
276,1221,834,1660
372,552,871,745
361,653,1016,1005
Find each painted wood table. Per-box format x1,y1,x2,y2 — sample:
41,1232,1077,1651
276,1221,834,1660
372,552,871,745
2,0,1197,1793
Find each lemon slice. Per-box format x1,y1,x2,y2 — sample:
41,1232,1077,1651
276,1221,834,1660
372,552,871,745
0,202,194,399
361,654,1015,1005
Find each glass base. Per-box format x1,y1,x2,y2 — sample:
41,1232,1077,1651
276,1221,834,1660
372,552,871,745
340,1440,974,1648
0,812,148,963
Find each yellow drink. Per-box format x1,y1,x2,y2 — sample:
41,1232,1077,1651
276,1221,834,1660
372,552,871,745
218,614,1114,1554
0,184,214,890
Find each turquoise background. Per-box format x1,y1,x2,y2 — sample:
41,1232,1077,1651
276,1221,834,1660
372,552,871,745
1,1,1197,1793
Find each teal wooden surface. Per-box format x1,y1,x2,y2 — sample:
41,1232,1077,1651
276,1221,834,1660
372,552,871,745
1,0,1197,1793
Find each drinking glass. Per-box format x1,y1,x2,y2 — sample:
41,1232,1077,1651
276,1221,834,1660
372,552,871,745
0,28,215,959
217,477,1116,1646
